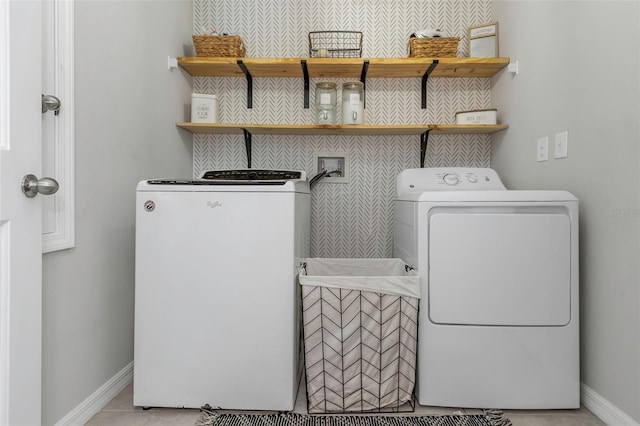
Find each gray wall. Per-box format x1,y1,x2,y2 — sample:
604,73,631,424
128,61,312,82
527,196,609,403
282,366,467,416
41,1,193,424
491,1,640,422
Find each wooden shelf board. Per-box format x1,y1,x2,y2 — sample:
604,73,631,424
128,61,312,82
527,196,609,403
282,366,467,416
430,57,510,77
366,59,432,78
176,123,508,136
306,59,365,78
240,58,305,77
178,57,245,77
365,58,509,78
177,57,510,78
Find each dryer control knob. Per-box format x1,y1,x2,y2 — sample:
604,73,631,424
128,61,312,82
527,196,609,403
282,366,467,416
443,174,460,186
467,174,478,183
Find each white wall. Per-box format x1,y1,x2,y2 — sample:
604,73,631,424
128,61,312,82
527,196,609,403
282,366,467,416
41,1,193,424
491,1,640,422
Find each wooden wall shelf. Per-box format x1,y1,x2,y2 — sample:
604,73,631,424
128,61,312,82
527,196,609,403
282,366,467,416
176,123,508,136
178,56,510,109
177,57,511,167
177,123,509,169
177,57,510,79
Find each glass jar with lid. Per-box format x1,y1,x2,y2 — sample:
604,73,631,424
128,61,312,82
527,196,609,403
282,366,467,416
315,81,337,125
341,81,364,125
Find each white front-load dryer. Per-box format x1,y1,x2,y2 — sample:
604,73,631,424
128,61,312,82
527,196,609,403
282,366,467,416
393,168,579,409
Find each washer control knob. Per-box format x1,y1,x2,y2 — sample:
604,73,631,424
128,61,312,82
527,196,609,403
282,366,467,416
443,174,460,186
467,174,478,183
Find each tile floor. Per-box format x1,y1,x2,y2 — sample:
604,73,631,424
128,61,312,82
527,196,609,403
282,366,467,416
86,381,605,426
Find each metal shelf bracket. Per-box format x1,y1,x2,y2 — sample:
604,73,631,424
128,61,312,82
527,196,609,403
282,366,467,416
237,60,253,109
360,60,369,109
421,60,439,109
420,130,431,168
242,128,252,168
301,60,310,109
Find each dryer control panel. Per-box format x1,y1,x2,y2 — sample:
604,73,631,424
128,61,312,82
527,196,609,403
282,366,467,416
396,167,506,195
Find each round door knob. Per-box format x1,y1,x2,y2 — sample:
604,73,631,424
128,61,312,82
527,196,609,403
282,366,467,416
42,94,61,114
21,174,60,198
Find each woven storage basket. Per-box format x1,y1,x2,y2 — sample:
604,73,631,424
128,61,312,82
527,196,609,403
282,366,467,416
192,35,246,57
408,37,459,58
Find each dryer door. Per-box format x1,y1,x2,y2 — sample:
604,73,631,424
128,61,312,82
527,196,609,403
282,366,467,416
428,206,572,326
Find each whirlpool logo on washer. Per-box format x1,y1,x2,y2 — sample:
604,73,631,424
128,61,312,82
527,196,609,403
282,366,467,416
206,201,223,209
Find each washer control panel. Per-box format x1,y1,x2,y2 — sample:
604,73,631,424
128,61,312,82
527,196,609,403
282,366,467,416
200,169,306,181
397,167,506,194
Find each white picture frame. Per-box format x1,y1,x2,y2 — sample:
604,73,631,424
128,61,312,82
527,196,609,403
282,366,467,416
469,22,499,58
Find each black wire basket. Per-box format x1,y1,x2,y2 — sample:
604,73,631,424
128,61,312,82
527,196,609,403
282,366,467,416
308,31,363,58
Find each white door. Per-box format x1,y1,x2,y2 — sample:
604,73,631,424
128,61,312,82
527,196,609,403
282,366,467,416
428,209,572,326
0,1,44,425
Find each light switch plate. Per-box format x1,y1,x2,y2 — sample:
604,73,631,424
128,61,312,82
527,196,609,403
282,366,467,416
537,137,548,162
554,131,568,158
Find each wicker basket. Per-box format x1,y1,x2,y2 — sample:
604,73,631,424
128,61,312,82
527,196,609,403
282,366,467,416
408,37,459,58
192,35,246,57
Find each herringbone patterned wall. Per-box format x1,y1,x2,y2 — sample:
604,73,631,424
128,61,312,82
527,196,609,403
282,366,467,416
192,0,493,258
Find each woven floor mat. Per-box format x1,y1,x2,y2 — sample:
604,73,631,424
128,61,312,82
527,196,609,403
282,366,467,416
195,409,512,426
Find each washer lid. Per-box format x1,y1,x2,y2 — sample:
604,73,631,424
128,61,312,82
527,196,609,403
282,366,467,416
137,169,310,193
136,178,309,193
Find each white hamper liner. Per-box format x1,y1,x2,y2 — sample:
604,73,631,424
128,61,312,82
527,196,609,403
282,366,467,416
300,258,420,413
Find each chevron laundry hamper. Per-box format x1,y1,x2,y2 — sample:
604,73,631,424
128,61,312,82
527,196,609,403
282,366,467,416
299,258,420,413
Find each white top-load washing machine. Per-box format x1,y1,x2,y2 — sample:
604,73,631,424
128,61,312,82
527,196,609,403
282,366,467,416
134,170,310,410
393,168,579,409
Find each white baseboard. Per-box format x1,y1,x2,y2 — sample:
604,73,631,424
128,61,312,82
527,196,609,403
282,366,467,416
49,370,639,425
581,383,639,426
54,361,133,426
